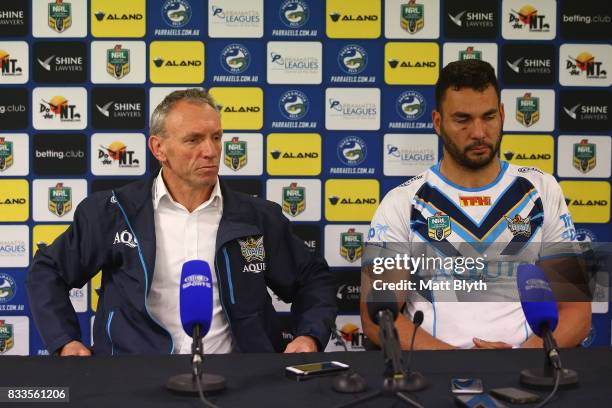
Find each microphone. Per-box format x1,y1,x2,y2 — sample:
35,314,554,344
405,311,424,373
517,264,578,389
166,261,226,400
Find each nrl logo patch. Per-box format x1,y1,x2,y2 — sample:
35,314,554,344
505,214,531,237
427,212,451,241
238,236,265,262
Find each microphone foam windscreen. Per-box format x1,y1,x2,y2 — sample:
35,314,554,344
517,264,559,337
180,260,214,337
366,289,399,323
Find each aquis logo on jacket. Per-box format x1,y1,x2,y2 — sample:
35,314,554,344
501,134,554,174
90,0,145,38
561,181,610,223
326,0,380,38
385,42,439,85
209,87,262,130
267,133,321,176
325,179,379,222
149,41,204,84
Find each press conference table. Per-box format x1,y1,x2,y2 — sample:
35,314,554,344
1,348,611,407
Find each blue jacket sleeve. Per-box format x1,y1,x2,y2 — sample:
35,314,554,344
25,200,107,354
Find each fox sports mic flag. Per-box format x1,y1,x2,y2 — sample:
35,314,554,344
180,260,214,337
517,264,559,337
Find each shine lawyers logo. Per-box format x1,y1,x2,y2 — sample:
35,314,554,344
502,44,554,85
0,4,28,37
92,87,145,129
444,0,497,39
560,90,610,132
33,41,86,83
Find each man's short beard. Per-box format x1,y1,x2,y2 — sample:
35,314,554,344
439,123,501,170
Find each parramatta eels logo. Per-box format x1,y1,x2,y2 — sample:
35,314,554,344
220,44,250,74
282,182,305,217
0,137,14,171
505,214,531,237
106,44,130,79
396,91,425,120
337,136,366,166
224,136,247,171
280,0,310,28
48,182,72,217
162,0,192,28
427,212,451,241
573,139,596,174
0,273,16,304
401,0,424,34
340,228,363,263
338,44,367,75
516,92,539,127
0,320,14,354
48,0,72,33
238,236,265,262
279,90,309,120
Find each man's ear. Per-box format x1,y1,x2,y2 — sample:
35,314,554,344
432,109,441,136
148,135,165,163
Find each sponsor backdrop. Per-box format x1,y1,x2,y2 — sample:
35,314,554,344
0,0,610,355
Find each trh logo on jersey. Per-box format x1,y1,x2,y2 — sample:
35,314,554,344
566,52,607,80
279,90,309,120
459,196,491,207
220,44,250,74
508,4,549,32
401,0,424,34
0,320,13,353
0,48,23,78
0,138,13,172
280,0,310,28
282,182,305,217
427,212,451,241
162,0,192,28
395,91,426,121
573,139,596,174
340,228,363,263
48,0,72,33
98,140,140,168
505,214,531,237
106,44,130,79
48,182,72,217
338,44,368,75
337,136,367,167
39,95,81,123
224,136,247,171
516,93,539,127
0,273,16,304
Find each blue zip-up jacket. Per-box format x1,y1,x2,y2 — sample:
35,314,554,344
26,176,337,355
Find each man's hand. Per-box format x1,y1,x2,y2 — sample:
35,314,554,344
472,338,513,349
284,336,318,353
59,340,92,356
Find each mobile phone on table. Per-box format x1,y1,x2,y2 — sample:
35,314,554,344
451,378,484,394
490,387,540,404
285,361,349,381
455,394,507,408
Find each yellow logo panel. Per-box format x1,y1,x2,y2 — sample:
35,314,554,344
267,133,321,176
326,0,381,38
150,41,205,84
560,181,610,224
500,135,554,174
91,0,146,38
384,42,439,85
0,179,29,222
325,179,379,222
32,225,70,255
91,272,102,312
209,87,263,130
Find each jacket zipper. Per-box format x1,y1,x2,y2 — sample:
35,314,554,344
215,247,237,348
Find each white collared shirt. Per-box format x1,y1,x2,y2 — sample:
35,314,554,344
148,170,234,354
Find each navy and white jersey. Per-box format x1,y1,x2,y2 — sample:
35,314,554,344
368,161,577,348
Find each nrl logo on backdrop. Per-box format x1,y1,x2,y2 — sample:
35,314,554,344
48,182,72,217
107,44,130,79
224,137,247,171
340,228,363,263
573,139,596,174
48,0,72,33
238,236,265,262
282,182,305,217
0,320,14,354
459,46,482,61
401,0,424,34
427,212,451,241
505,214,531,237
516,92,539,127
0,137,14,171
